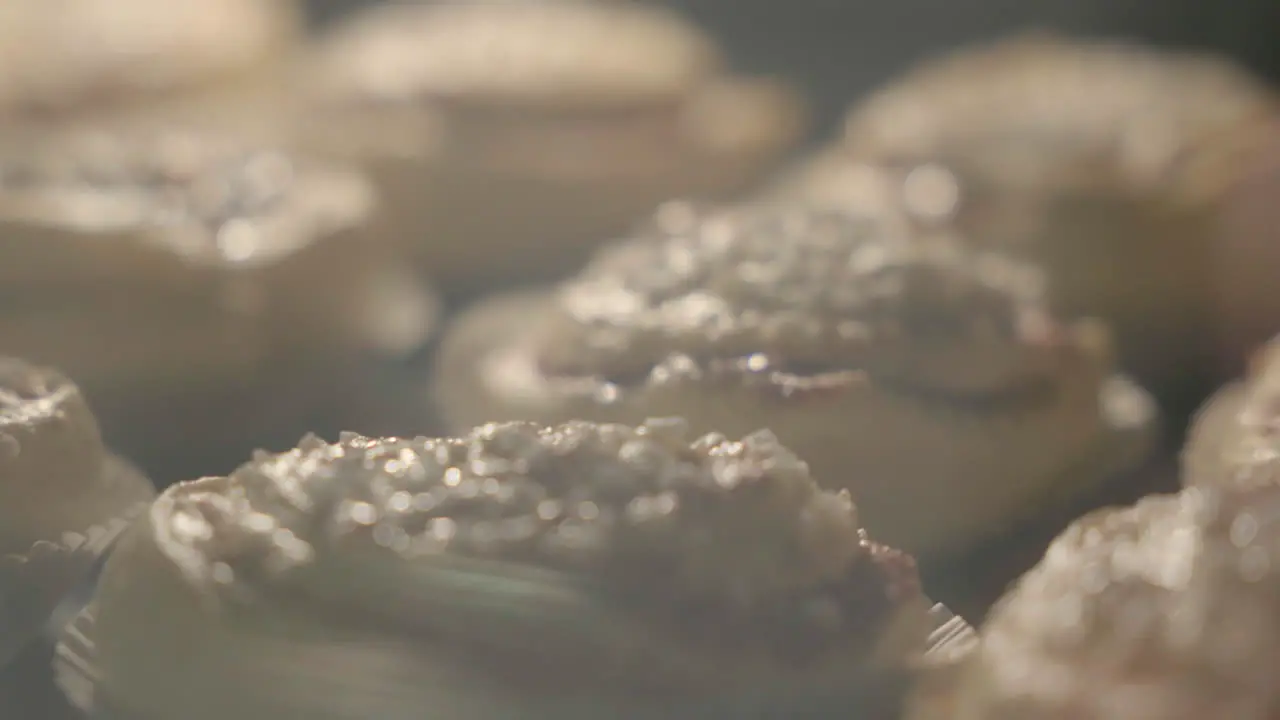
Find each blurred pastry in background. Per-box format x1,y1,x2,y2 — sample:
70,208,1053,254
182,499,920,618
1212,118,1280,379
0,126,439,484
88,421,931,720
839,33,1279,426
761,154,965,243
435,201,1158,556
0,357,153,676
0,0,302,138
1182,335,1280,488
297,0,804,293
938,486,1280,719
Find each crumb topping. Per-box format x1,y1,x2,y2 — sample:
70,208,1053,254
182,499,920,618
310,0,719,110
533,202,1072,396
152,420,922,660
976,487,1280,716
0,129,372,268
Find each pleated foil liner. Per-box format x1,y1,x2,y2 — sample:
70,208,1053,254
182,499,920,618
56,600,975,720
901,604,982,718
0,456,154,717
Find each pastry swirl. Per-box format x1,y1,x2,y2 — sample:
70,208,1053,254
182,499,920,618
0,125,437,384
0,126,437,480
298,0,801,289
436,203,1157,554
840,35,1278,419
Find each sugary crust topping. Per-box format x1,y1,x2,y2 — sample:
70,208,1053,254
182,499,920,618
971,487,1280,717
0,0,298,113
844,34,1278,200
1187,340,1280,489
533,202,1081,396
0,357,86,430
0,128,373,268
151,421,922,656
310,0,719,110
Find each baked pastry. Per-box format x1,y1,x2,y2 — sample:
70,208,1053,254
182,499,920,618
0,126,439,482
0,0,301,137
764,149,963,225
1182,336,1280,488
297,0,804,291
840,34,1279,422
0,357,154,675
1212,119,1280,379
85,420,932,720
435,202,1159,555
937,486,1280,719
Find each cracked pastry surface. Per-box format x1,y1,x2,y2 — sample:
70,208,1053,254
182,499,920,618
947,486,1280,719
91,421,931,720
0,0,300,123
436,202,1157,555
1183,338,1280,488
297,0,802,287
840,35,1279,414
0,357,153,671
